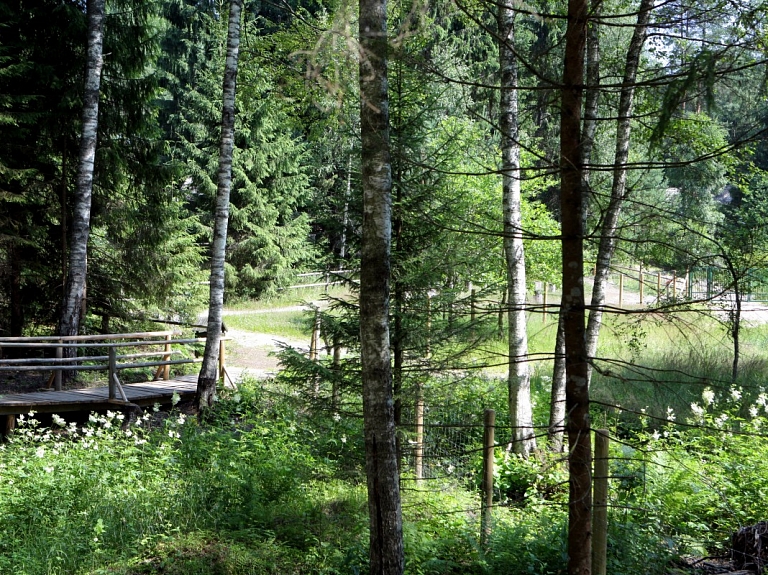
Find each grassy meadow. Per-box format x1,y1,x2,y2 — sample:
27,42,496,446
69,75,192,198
3,286,768,574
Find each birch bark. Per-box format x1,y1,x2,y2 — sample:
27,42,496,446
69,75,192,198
584,0,653,384
59,0,105,340
197,0,243,409
359,0,404,568
499,0,535,455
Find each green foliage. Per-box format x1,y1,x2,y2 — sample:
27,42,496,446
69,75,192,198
159,1,315,300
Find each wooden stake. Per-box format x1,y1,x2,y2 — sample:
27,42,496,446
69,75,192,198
593,428,610,575
3,414,15,436
218,338,226,383
164,333,171,381
480,409,496,548
55,341,63,391
656,272,661,300
108,347,117,400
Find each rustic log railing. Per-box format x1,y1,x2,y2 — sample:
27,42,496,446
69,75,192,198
0,331,230,400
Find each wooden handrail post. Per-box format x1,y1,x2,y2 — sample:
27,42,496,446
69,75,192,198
593,428,610,575
480,408,496,549
108,347,117,400
218,337,226,384
55,340,63,391
656,272,661,300
309,309,320,361
163,334,171,380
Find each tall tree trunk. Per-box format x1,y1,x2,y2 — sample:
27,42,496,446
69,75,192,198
339,151,353,263
359,0,404,567
548,311,566,451
549,0,600,451
197,0,243,410
58,0,105,341
584,0,653,384
561,0,591,573
499,1,535,456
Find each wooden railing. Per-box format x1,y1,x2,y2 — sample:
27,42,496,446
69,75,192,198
0,331,230,400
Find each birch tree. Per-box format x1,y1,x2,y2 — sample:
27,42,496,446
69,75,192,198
359,0,404,566
499,0,535,455
58,0,105,340
584,0,654,384
197,0,243,410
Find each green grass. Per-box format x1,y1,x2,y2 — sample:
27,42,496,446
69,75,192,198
223,310,310,340
225,285,350,312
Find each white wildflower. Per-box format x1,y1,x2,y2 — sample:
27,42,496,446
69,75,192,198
750,406,759,418
153,403,160,413
731,388,742,401
171,392,180,407
333,413,341,422
341,435,347,444
715,413,729,428
758,393,768,407
44,466,53,473
177,414,186,425
651,430,661,441
666,407,676,422
89,413,98,423
690,403,704,418
52,414,66,427
702,388,715,405
35,447,45,458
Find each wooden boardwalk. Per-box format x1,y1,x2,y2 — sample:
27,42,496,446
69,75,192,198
0,375,198,416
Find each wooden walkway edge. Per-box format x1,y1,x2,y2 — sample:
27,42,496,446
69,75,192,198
0,375,198,417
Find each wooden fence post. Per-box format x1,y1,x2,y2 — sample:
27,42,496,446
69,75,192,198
108,347,117,400
218,338,226,384
481,409,496,548
593,428,610,575
163,333,172,380
656,272,661,300
309,309,320,361
54,339,63,391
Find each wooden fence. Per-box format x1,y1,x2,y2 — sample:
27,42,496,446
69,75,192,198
0,331,230,401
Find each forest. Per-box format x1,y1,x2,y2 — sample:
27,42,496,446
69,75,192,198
3,0,768,573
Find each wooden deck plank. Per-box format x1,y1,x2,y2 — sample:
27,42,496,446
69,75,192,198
0,378,198,415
